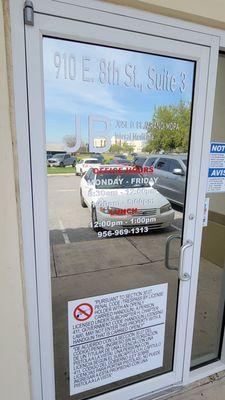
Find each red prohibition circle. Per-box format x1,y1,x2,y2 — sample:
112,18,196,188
74,303,93,322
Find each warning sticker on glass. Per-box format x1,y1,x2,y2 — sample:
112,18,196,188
207,142,225,193
68,284,168,395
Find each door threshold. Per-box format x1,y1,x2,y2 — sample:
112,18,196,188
132,384,183,400
138,368,225,400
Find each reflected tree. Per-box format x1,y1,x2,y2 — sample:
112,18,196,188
143,101,191,153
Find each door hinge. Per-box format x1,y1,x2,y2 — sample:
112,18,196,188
24,0,34,26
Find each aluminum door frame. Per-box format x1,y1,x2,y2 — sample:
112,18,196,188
9,2,220,399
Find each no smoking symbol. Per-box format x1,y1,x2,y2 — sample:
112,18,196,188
74,303,93,322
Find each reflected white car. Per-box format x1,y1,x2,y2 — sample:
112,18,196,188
76,158,101,176
80,167,174,231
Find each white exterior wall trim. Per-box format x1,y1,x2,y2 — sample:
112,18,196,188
32,0,225,47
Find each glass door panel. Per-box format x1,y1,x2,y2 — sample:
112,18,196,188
191,53,225,368
43,37,195,399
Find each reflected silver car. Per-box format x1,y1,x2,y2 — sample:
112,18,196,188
48,153,76,167
143,154,187,206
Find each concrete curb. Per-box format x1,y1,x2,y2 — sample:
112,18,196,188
47,173,76,177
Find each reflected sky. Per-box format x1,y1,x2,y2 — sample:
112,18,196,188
43,37,195,145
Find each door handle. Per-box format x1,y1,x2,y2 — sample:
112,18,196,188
178,240,193,281
165,234,181,271
165,235,193,281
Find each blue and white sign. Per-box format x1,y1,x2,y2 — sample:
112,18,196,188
207,142,225,193
210,142,225,153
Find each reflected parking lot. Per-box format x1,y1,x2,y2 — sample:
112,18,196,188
49,173,182,399
49,175,183,242
49,174,182,278
48,174,223,399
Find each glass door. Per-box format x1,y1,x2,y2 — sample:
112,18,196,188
25,13,211,400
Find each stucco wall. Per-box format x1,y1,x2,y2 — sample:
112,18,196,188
0,1,31,399
105,0,225,29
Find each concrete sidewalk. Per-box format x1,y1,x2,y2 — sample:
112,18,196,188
157,371,225,400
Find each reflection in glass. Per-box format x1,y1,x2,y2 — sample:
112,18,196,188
43,37,195,399
191,54,225,368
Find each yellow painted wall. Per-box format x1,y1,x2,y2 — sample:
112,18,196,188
105,0,225,29
0,1,31,399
